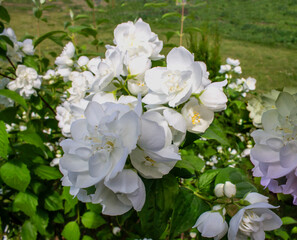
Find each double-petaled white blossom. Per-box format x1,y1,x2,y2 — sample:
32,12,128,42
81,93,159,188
143,46,202,107
7,65,41,98
113,18,163,60
250,92,297,205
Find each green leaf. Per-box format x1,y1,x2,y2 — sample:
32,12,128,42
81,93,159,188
18,130,45,150
291,226,297,234
169,188,209,238
30,209,49,236
14,192,38,217
0,21,4,33
81,211,106,229
82,236,94,240
139,174,179,239
0,120,9,159
34,165,62,180
180,149,205,172
33,7,42,19
0,160,31,192
85,0,94,9
62,221,80,240
0,35,14,47
34,31,66,48
0,6,10,22
23,56,39,71
21,221,37,240
198,169,220,193
81,27,97,38
144,2,168,8
0,89,28,109
202,119,230,145
162,12,181,19
68,25,87,33
74,14,89,20
281,217,297,225
236,181,257,198
274,229,290,240
86,202,102,214
62,186,78,214
44,191,63,211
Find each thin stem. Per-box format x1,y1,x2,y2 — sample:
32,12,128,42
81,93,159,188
38,93,56,115
0,73,15,80
179,2,185,46
6,56,16,71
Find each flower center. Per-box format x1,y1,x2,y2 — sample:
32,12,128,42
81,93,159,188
238,210,269,236
191,112,201,125
144,156,156,166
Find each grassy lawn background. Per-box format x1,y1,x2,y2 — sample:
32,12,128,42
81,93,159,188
3,0,297,92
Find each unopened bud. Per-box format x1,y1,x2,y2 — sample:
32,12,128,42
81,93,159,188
214,183,224,197
223,181,236,198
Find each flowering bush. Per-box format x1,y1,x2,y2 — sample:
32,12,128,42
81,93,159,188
0,2,296,240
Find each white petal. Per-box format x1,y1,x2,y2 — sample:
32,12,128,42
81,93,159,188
104,169,139,194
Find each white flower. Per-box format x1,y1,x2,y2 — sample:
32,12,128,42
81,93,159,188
143,47,202,107
113,18,163,60
126,55,151,96
226,58,240,67
55,42,75,67
112,227,121,235
244,192,269,205
7,65,41,98
18,39,35,55
91,47,125,91
199,80,228,112
214,183,225,197
181,97,214,133
77,56,89,68
91,169,146,215
56,99,89,136
43,69,57,80
68,71,95,102
228,202,282,240
59,100,141,189
130,111,181,178
243,77,256,91
146,106,186,146
193,209,228,240
0,28,25,63
233,66,242,74
219,64,231,74
224,181,236,198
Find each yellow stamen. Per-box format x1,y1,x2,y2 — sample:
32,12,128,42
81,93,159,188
191,112,201,125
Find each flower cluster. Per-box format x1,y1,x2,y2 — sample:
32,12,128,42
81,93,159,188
250,91,297,205
47,19,228,215
194,183,282,240
220,58,256,97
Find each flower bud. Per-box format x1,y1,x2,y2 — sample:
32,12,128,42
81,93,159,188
214,183,225,197
223,181,236,198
